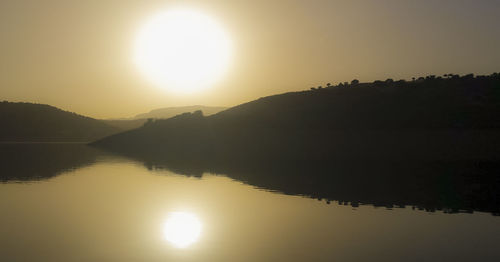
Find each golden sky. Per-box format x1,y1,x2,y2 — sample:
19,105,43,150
1,0,499,118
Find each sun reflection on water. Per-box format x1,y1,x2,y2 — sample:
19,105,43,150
163,212,202,248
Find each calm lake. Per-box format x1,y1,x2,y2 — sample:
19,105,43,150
1,144,499,261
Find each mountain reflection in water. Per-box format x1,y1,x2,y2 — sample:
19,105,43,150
1,143,499,215
1,143,500,262
0,143,102,182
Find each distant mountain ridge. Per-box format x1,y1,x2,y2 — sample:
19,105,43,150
0,101,120,142
134,105,227,119
0,102,228,142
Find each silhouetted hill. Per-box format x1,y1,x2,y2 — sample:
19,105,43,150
0,102,121,142
93,73,500,161
134,105,226,119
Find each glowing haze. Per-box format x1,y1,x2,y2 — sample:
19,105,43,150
134,8,232,93
0,0,499,118
163,212,202,248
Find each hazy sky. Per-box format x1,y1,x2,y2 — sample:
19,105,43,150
1,0,499,118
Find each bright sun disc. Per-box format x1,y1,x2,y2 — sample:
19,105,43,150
134,8,232,93
163,212,202,248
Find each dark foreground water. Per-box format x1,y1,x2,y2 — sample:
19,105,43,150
0,144,499,261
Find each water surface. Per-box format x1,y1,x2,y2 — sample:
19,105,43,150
0,144,499,261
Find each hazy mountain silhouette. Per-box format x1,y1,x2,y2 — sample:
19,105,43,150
92,73,500,214
102,119,147,131
0,101,121,142
102,106,227,130
133,105,227,119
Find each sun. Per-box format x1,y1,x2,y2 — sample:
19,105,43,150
163,212,202,248
134,8,232,93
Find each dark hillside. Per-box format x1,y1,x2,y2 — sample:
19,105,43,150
93,73,500,163
0,102,121,142
213,74,499,130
